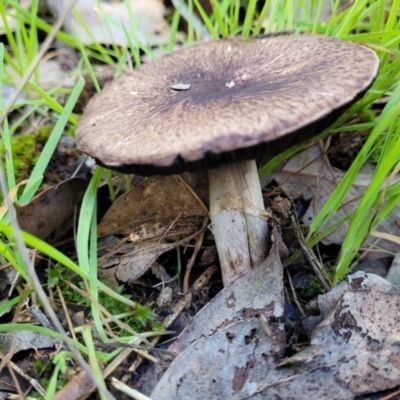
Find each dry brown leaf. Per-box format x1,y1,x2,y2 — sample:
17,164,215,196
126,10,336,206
16,178,88,240
109,228,206,283
53,370,94,400
46,0,170,46
274,144,400,252
97,173,208,283
0,179,29,219
98,175,207,238
99,228,205,287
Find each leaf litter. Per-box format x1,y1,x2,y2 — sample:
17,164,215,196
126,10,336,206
150,269,400,399
98,175,207,238
99,227,207,285
16,178,88,240
97,174,208,284
3,2,400,399
9,153,400,399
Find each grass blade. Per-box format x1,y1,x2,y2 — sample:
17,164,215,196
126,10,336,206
18,77,84,205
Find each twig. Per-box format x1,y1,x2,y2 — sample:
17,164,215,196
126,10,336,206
380,387,400,400
158,210,184,243
7,362,24,399
289,212,331,292
285,269,306,317
177,175,208,213
183,216,209,293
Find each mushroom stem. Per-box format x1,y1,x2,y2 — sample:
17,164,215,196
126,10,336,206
208,159,269,286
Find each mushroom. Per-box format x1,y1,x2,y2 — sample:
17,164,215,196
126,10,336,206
76,34,379,286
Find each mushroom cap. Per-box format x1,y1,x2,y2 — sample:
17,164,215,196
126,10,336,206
76,34,379,175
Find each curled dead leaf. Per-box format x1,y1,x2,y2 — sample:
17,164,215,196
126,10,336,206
98,175,207,238
16,178,88,240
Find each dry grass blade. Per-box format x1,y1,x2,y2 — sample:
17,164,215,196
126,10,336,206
0,352,46,396
370,231,400,246
111,377,153,400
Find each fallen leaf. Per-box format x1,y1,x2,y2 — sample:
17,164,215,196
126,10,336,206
16,178,88,240
302,271,392,337
53,370,95,400
0,305,56,354
150,250,400,399
151,318,277,400
0,328,54,355
0,179,29,219
170,238,285,354
0,359,33,395
153,289,400,399
5,59,77,96
98,175,207,238
1,84,27,108
33,60,77,91
149,233,286,398
99,228,206,283
275,291,400,398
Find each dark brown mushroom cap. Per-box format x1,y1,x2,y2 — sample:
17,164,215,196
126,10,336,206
76,34,379,175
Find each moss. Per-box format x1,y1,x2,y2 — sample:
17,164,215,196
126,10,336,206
1,125,51,183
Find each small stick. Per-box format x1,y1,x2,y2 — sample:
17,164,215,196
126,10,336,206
380,388,400,400
183,216,209,293
289,212,331,292
286,269,306,317
177,175,208,214
57,286,77,342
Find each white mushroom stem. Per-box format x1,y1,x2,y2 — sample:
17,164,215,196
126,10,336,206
208,159,269,286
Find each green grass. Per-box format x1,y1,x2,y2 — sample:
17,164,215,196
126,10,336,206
1,0,400,396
